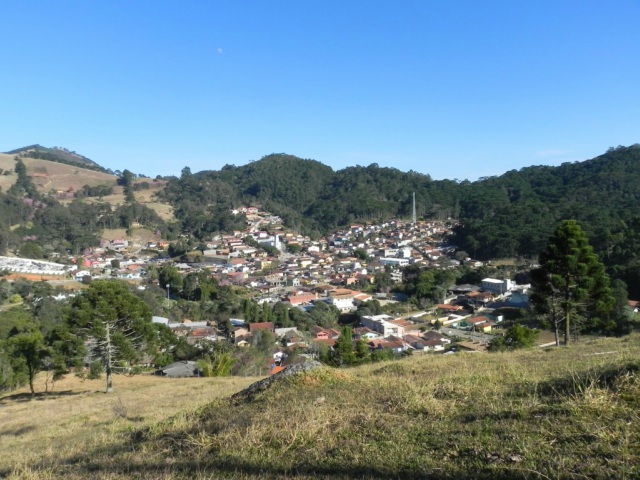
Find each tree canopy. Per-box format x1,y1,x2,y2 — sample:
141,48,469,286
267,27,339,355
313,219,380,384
530,220,613,345
66,280,155,392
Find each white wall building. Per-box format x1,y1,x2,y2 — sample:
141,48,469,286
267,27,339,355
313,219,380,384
361,315,405,337
481,278,514,294
379,257,410,267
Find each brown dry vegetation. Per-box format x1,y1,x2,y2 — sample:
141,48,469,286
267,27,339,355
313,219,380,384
0,373,261,478
0,153,117,193
2,336,640,479
100,227,163,244
0,153,175,222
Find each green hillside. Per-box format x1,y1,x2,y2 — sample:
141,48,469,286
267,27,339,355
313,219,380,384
3,144,640,293
3,335,639,479
162,146,640,251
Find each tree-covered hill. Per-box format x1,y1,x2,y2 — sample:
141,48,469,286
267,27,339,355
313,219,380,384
161,154,463,237
159,145,640,295
162,145,640,254
452,144,640,260
4,142,640,291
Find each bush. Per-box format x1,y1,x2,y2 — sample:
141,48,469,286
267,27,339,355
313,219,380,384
9,294,22,304
87,360,103,380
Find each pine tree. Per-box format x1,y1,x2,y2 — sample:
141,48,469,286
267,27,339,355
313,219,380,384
330,326,355,366
65,280,155,393
530,220,613,346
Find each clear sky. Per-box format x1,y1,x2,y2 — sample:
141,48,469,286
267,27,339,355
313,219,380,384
1,1,639,180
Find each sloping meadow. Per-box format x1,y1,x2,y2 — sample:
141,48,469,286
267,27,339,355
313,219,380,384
9,336,640,479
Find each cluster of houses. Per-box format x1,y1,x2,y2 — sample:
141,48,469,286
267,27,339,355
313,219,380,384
15,208,466,294
228,317,453,357
12,206,540,362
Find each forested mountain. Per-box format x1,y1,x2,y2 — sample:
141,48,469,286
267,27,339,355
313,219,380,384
160,154,462,237
162,146,640,254
160,146,640,294
452,144,640,260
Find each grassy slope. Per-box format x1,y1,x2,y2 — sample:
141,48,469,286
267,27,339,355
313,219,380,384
3,335,640,479
0,153,116,192
0,153,174,222
1,374,261,478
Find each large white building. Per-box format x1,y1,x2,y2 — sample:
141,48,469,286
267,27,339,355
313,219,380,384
481,278,514,294
258,235,282,251
361,314,405,337
323,295,357,313
379,257,410,267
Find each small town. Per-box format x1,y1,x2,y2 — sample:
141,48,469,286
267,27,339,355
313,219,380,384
0,204,566,379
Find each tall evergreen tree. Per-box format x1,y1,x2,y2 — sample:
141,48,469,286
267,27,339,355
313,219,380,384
65,280,155,393
330,326,355,366
530,220,613,346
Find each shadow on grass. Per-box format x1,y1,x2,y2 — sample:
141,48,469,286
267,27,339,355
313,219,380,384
536,361,640,399
0,425,37,436
0,389,82,404
16,429,547,480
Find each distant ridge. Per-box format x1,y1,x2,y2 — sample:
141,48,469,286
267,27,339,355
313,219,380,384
4,144,109,173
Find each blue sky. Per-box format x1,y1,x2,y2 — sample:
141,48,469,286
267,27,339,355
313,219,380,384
1,1,639,180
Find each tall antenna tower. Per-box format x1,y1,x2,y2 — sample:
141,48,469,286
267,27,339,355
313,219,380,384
412,192,417,225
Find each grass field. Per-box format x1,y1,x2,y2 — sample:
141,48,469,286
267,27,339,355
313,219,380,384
0,373,261,478
0,153,117,193
2,336,639,479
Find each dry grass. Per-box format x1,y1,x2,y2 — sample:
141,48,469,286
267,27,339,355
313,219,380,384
0,153,175,221
0,373,260,478
85,187,174,222
3,336,640,479
100,227,163,244
0,154,117,192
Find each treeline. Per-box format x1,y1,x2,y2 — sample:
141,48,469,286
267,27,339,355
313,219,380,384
160,146,640,295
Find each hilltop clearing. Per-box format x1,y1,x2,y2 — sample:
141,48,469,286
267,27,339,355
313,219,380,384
0,152,174,224
3,335,639,479
0,153,116,193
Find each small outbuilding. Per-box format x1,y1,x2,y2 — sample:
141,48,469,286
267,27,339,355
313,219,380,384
155,361,200,378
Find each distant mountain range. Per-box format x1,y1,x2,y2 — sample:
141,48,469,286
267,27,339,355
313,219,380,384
4,143,640,295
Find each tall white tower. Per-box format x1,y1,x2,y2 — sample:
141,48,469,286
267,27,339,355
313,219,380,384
412,192,417,225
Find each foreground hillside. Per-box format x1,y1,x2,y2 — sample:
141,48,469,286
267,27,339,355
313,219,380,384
3,336,639,479
0,374,261,478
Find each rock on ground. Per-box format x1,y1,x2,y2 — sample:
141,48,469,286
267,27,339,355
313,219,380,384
231,360,324,403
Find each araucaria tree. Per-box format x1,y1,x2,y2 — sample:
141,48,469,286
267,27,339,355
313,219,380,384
66,280,156,393
530,220,613,346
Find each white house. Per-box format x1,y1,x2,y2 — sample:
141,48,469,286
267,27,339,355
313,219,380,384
379,257,410,267
74,270,91,280
481,278,513,294
361,315,405,337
